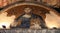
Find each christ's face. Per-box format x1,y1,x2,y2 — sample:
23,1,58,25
24,8,32,13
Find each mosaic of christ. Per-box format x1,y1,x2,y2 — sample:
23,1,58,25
0,4,60,29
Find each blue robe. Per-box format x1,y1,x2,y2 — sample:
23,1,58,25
20,17,31,28
15,13,46,28
15,13,37,28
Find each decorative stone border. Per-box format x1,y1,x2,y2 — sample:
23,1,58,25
0,29,60,33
